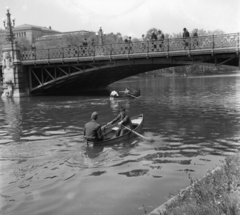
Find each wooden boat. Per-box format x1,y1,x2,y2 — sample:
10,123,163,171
110,90,141,99
92,114,144,146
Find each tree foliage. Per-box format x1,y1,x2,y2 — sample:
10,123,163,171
16,37,31,50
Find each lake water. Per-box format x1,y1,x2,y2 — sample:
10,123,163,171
1,73,240,215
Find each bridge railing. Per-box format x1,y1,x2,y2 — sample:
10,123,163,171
20,33,239,61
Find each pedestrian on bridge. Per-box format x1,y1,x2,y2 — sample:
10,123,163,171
157,30,165,50
183,28,190,50
151,31,158,51
141,34,146,50
124,37,129,54
82,38,88,55
192,29,199,49
128,36,133,53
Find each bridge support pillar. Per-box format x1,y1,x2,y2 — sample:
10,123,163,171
1,42,30,98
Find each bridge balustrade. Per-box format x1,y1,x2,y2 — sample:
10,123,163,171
18,33,239,61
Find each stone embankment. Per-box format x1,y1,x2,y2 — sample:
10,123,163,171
149,153,240,215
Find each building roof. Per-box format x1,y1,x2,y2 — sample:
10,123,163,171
14,24,61,33
36,30,93,41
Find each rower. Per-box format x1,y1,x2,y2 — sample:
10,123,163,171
123,88,130,95
110,89,119,98
106,107,133,137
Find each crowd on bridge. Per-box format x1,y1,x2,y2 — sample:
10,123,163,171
78,27,199,51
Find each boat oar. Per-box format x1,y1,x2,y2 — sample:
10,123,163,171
122,125,151,141
127,93,138,99
101,124,109,130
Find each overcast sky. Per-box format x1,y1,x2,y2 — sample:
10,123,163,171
1,0,239,37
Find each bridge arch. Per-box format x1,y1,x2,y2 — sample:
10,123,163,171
27,57,193,94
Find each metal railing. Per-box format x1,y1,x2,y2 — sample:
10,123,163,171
1,33,239,62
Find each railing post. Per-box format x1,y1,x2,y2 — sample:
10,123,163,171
167,38,169,52
238,32,240,51
77,46,80,58
189,37,191,50
34,48,36,61
212,34,215,49
48,49,50,59
147,40,149,53
62,47,64,58
110,44,112,57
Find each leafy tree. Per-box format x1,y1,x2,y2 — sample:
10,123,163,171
145,28,158,40
16,37,31,50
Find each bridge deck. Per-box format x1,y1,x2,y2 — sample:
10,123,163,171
0,33,239,65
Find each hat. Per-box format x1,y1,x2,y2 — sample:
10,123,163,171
91,111,98,120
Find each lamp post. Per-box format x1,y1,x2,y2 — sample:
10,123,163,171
96,26,104,46
2,7,16,60
1,7,17,98
2,7,15,43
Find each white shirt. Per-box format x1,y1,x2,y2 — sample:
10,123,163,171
110,90,119,97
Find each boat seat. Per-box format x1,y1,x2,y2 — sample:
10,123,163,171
112,127,119,131
131,118,141,124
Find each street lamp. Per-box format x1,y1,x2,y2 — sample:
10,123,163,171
2,7,15,43
96,26,104,46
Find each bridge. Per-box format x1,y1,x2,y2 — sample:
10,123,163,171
1,32,240,97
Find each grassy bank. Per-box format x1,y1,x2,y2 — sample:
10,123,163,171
150,153,240,215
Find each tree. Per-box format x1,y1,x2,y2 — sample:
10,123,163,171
145,28,158,40
16,37,31,50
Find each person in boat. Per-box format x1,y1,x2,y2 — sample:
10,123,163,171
122,88,130,95
110,89,119,98
84,112,103,143
106,107,133,137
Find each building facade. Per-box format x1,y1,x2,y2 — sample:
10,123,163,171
0,24,92,46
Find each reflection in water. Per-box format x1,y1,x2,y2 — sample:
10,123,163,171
84,144,104,159
109,97,131,112
1,74,240,215
109,97,119,111
1,97,22,142
118,169,149,177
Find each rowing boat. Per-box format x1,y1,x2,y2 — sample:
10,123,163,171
119,90,141,98
92,114,144,145
110,90,141,99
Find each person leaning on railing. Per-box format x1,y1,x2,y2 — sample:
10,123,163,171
151,31,158,51
192,29,199,49
81,38,88,55
140,34,146,50
157,30,165,50
128,36,133,52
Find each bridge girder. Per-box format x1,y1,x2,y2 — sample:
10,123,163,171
27,52,239,94
28,57,188,94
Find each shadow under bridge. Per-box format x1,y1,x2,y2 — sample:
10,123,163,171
28,58,188,95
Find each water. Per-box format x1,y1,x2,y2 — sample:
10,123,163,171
1,73,240,215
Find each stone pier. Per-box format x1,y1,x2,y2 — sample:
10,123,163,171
1,42,30,98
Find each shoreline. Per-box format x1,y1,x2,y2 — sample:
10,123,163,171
148,152,240,215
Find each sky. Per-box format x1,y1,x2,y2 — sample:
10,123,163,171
0,0,239,38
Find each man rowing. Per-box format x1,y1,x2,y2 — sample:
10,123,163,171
106,107,133,137
84,112,103,144
110,89,119,98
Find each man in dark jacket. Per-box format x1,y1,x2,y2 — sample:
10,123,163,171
84,112,103,143
107,107,133,137
183,28,190,50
